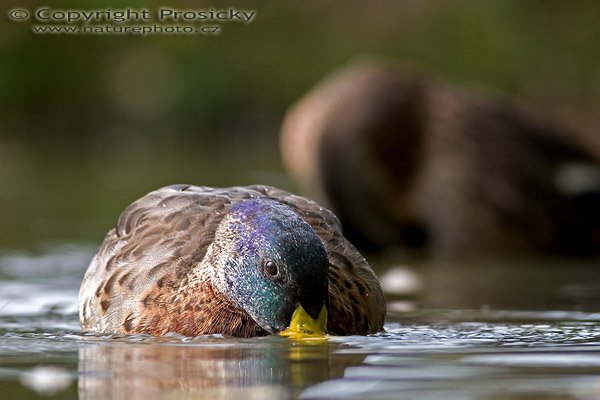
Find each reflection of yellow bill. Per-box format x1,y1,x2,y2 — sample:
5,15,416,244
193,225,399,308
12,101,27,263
280,304,328,341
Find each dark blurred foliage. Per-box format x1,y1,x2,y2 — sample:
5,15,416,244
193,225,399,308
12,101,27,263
0,0,599,248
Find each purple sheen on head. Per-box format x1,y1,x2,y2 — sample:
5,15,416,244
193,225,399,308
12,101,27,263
218,197,329,329
228,198,314,255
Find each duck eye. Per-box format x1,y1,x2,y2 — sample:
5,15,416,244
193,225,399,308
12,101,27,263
263,260,278,277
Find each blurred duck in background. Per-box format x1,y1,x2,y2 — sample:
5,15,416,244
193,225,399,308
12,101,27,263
281,58,600,258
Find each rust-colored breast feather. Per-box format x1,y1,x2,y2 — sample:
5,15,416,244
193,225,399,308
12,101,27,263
79,184,385,337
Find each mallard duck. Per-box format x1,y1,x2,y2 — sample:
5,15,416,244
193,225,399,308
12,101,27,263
281,58,600,257
79,184,385,337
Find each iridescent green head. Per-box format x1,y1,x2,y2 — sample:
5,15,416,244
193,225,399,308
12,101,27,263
210,198,329,334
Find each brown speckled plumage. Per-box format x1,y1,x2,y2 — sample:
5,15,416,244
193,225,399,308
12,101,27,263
79,184,385,337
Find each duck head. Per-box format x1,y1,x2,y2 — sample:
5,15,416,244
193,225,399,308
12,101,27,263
208,198,329,335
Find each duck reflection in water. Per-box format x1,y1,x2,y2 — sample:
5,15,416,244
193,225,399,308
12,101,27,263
77,338,360,400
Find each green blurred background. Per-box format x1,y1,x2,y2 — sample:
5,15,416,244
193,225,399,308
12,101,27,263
1,0,599,249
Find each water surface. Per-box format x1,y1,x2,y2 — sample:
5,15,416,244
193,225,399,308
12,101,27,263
1,246,600,399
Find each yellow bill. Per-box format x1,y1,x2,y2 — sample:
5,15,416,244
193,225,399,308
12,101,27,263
280,304,328,341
